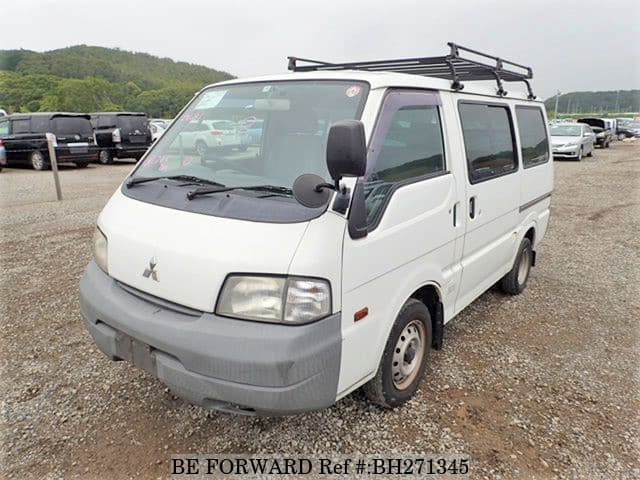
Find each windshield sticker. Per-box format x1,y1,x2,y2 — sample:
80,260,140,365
346,85,362,98
180,112,204,123
195,90,227,110
262,85,272,92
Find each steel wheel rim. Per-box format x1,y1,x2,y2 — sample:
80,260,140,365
517,247,531,285
391,319,426,390
32,152,44,170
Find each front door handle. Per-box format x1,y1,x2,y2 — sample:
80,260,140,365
469,196,477,219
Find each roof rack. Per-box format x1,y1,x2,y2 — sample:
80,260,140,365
288,42,536,99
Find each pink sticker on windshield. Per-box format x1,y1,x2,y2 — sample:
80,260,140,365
346,85,362,98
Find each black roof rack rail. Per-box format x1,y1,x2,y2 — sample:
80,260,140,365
288,42,536,99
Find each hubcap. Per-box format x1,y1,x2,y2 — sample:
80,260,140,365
32,152,44,170
391,320,426,390
517,247,531,285
99,151,110,164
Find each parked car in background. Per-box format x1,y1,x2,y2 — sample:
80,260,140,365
550,123,595,160
149,122,167,142
0,138,6,172
577,118,614,148
177,119,246,155
0,109,7,117
0,113,98,170
616,120,640,139
91,112,152,164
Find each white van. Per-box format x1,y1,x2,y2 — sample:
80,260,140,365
80,44,553,415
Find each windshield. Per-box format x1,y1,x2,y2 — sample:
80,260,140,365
550,125,581,136
133,80,369,190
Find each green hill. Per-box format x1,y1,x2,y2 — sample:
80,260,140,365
544,90,640,116
0,45,234,117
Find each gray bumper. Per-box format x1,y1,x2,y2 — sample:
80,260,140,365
79,261,341,415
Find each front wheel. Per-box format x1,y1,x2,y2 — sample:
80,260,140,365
499,237,533,295
195,140,208,156
364,299,432,409
576,147,583,161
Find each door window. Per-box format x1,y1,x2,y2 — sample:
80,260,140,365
11,119,31,134
459,103,517,183
365,92,445,226
0,121,8,136
515,106,549,169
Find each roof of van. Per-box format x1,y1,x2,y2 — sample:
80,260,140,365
203,70,542,102
91,112,147,116
6,112,90,119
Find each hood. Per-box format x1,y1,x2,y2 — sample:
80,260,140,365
98,190,311,312
551,135,579,145
577,118,604,129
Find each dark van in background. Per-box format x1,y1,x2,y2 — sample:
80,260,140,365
0,113,98,170
91,112,152,164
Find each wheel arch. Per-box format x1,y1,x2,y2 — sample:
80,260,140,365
409,283,445,350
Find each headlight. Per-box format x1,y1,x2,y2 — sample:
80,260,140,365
93,227,108,273
216,275,331,324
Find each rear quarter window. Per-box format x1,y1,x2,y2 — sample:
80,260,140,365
516,107,549,168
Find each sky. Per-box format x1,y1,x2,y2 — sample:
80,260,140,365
3,0,639,100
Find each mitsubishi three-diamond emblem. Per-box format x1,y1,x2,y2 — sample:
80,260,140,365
143,257,159,281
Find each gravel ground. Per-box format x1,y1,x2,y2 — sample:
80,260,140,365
1,143,639,480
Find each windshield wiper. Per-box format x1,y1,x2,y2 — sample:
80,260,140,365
187,184,293,200
126,175,225,189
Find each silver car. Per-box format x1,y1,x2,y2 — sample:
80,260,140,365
550,123,596,160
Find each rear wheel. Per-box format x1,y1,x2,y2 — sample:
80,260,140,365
99,149,113,165
30,151,48,170
364,299,432,408
499,237,533,295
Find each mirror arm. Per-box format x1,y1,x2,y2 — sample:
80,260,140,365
314,179,342,193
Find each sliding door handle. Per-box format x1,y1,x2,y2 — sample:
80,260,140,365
469,196,477,219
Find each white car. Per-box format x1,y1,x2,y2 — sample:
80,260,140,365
175,120,245,155
550,123,596,160
80,43,553,415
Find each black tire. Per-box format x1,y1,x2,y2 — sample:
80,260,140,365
604,140,610,148
576,147,583,161
98,149,113,165
195,140,208,156
30,150,48,171
364,299,432,409
586,147,593,157
499,237,533,295
75,162,89,168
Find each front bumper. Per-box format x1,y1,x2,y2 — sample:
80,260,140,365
79,261,341,415
552,144,580,158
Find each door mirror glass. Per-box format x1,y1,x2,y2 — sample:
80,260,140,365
326,120,367,182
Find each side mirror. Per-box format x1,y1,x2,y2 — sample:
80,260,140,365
326,120,367,183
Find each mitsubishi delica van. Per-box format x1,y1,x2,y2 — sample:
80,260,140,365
80,43,553,415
